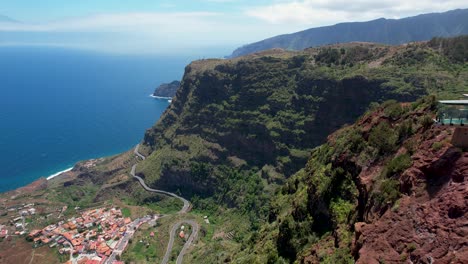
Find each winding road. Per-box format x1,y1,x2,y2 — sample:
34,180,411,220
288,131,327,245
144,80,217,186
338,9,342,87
132,144,199,264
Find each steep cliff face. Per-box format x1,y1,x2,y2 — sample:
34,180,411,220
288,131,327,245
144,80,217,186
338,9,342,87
235,97,467,263
152,80,180,98
139,40,465,201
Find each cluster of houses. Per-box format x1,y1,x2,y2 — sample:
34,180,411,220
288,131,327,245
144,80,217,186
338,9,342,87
28,207,132,263
6,203,38,235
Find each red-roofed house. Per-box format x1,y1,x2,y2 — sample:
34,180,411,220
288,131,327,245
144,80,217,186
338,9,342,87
28,229,42,237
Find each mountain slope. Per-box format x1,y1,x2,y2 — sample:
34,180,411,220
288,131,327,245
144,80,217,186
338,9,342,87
230,9,468,58
234,96,467,263
134,36,467,263
138,37,466,200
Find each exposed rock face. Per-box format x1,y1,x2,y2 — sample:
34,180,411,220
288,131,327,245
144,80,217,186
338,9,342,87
355,130,468,264
153,80,180,98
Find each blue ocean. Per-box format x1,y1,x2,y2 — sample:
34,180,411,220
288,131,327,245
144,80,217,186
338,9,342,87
0,46,194,192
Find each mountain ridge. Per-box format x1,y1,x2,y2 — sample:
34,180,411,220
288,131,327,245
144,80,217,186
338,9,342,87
230,8,468,57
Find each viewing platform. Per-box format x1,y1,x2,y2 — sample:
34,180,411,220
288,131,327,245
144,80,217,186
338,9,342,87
436,94,468,148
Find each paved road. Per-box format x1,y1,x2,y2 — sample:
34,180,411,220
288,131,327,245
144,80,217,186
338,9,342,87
161,220,199,264
132,144,198,264
175,220,199,264
131,165,190,214
134,144,146,160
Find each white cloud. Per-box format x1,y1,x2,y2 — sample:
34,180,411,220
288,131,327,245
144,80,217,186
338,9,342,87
0,11,269,54
1,2,465,54
245,0,467,25
0,12,221,33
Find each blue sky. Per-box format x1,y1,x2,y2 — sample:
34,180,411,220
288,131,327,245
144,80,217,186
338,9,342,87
2,0,263,21
0,0,466,55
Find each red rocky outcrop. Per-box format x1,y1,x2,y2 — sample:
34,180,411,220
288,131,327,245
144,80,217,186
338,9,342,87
356,127,467,263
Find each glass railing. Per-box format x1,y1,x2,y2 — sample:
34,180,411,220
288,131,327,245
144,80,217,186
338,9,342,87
436,105,468,126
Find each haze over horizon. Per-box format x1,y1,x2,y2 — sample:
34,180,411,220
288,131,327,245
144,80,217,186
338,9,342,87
0,0,466,55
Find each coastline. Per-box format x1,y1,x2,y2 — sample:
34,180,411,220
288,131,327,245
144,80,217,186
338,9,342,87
149,94,172,100
46,167,74,180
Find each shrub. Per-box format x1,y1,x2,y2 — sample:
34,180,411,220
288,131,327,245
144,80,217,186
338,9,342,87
330,198,354,224
407,243,417,252
419,115,434,130
383,154,412,177
315,48,341,65
333,128,365,155
369,122,398,155
398,120,414,142
403,138,418,155
378,179,401,205
384,102,404,120
322,248,354,264
431,141,443,151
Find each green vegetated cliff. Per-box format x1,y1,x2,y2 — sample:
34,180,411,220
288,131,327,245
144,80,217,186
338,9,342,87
139,36,465,195
136,37,467,262
232,96,431,263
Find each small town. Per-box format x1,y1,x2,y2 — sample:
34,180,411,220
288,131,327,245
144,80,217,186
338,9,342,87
0,203,156,264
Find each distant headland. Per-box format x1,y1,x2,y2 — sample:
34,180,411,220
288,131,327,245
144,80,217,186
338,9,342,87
152,80,180,98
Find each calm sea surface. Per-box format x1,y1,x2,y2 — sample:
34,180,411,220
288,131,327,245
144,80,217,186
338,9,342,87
0,46,194,192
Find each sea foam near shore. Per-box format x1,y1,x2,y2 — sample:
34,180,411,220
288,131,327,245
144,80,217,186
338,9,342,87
149,94,172,99
46,167,73,180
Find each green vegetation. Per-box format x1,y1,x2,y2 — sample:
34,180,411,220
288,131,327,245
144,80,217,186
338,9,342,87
428,35,468,63
375,179,401,207
121,207,131,217
432,141,444,151
49,184,100,208
369,122,398,154
3,37,466,264
121,220,164,263
122,193,183,215
131,36,468,263
230,95,438,262
383,153,412,177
